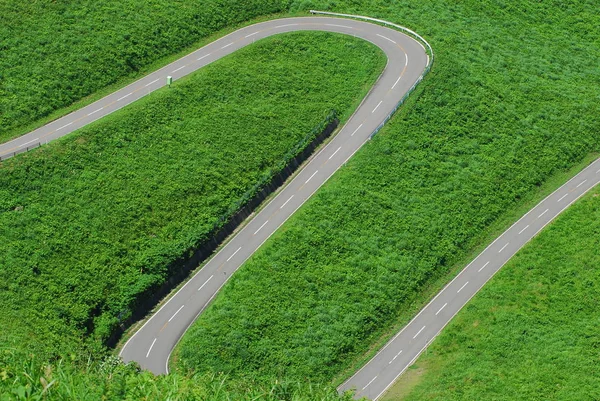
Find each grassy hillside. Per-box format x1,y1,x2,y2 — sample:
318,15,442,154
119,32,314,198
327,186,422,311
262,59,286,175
174,0,600,386
0,32,385,360
384,185,600,400
0,0,291,143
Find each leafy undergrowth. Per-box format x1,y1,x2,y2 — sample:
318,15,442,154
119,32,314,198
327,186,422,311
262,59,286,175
0,0,291,143
388,186,600,400
174,0,600,386
0,32,385,360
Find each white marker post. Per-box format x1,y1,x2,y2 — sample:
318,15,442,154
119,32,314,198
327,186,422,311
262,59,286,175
167,76,173,87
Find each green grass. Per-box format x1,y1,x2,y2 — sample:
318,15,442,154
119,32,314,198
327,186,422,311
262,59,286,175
385,185,600,401
173,0,600,386
0,0,292,144
0,32,385,360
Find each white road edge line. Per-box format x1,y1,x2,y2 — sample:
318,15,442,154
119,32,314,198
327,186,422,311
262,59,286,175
351,124,363,136
457,282,469,293
413,326,426,339
280,195,294,209
362,376,378,390
197,275,213,291
376,33,396,44
435,303,447,316
227,247,242,262
478,261,490,272
557,193,569,202
372,100,383,113
576,180,587,188
498,243,509,253
538,209,549,218
254,220,268,235
518,225,530,234
117,93,132,101
168,305,184,322
329,147,342,160
146,338,157,358
18,138,40,147
305,170,318,184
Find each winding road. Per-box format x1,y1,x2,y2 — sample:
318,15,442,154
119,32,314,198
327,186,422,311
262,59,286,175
4,12,599,401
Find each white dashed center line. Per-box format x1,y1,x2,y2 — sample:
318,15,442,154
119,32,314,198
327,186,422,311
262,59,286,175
389,350,403,364
144,79,159,87
197,53,211,61
197,275,213,291
413,325,426,339
168,305,184,322
435,303,447,316
245,32,258,38
405,54,409,66
172,66,185,73
538,209,549,218
329,147,342,160
325,24,352,29
392,75,402,89
254,220,268,235
351,124,363,137
478,261,490,272
557,193,568,202
305,170,318,184
221,42,234,49
18,138,39,147
88,107,103,116
376,33,396,44
518,225,530,234
280,195,294,209
146,338,157,358
372,100,383,113
576,180,587,188
457,282,469,293
362,376,378,390
498,243,509,253
118,93,132,101
275,24,299,28
227,247,242,262
57,122,73,130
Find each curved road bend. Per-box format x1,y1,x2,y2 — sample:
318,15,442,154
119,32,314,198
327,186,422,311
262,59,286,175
111,18,428,375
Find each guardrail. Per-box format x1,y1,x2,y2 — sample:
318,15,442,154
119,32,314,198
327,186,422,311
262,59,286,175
309,10,434,139
0,142,43,161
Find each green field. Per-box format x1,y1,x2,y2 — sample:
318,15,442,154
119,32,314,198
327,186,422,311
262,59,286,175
0,32,385,362
383,185,600,400
174,0,600,386
0,0,290,144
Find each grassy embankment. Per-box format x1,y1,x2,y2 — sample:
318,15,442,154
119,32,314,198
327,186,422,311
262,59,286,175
174,0,600,388
0,0,292,144
0,32,385,364
384,185,600,400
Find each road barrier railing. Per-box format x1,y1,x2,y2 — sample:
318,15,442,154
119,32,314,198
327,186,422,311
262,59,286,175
309,10,433,139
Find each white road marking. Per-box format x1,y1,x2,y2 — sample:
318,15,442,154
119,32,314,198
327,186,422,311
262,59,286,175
197,53,211,60
389,350,402,364
325,24,352,29
245,32,258,38
413,325,426,339
254,220,268,235
518,225,530,234
329,147,342,160
538,209,549,218
146,338,157,358
197,275,213,291
557,193,568,202
372,100,383,113
435,303,447,316
305,170,318,184
392,75,402,89
405,54,409,66
118,93,132,101
57,122,73,130
88,107,103,116
221,42,234,49
280,195,294,209
168,305,184,322
172,66,185,73
498,243,509,253
351,124,363,137
478,261,490,272
597,169,600,174
227,247,242,262
376,33,396,44
275,23,299,28
362,376,378,390
18,138,40,147
576,180,587,188
457,282,469,293
144,79,159,87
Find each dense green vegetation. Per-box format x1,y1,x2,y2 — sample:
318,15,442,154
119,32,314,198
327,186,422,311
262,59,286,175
0,350,353,401
385,185,600,400
175,0,600,386
0,32,385,362
0,0,293,143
